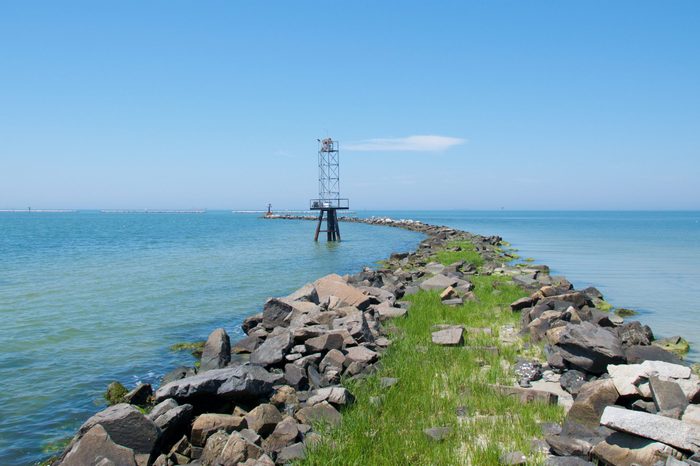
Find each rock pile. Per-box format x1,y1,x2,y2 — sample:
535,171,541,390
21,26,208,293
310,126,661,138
52,214,699,466
506,271,700,465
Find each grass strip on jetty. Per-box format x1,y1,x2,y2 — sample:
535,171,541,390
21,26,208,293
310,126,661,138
301,242,565,465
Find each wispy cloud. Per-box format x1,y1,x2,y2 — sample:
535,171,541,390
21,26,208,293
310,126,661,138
344,135,466,152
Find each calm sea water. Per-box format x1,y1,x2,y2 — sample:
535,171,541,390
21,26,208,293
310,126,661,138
0,212,423,465
1,210,698,465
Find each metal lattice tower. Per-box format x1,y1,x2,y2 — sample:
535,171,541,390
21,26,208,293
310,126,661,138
318,138,340,201
310,138,349,241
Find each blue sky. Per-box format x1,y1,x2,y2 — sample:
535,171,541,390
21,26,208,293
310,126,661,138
1,1,698,210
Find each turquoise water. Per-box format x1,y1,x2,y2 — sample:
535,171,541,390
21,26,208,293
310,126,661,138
2,211,699,465
0,212,424,465
365,211,700,360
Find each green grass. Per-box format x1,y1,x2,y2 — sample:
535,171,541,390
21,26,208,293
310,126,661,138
300,267,564,464
433,241,485,268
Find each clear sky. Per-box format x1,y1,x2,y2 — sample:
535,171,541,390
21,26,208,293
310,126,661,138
1,1,698,210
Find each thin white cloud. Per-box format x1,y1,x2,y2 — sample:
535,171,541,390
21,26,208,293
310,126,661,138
344,135,466,152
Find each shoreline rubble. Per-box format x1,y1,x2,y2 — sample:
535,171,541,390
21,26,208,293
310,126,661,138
51,216,700,466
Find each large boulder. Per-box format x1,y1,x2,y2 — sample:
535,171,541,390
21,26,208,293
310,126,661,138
60,424,137,466
314,274,373,310
249,331,293,367
552,322,626,374
565,379,620,429
200,328,231,372
73,403,160,457
155,365,278,403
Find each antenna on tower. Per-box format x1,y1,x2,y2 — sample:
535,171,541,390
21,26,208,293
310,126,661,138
310,137,349,241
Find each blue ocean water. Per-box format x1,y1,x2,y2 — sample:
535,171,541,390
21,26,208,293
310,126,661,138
0,212,423,465
1,210,699,465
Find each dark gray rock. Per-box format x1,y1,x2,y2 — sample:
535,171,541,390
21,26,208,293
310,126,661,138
581,287,603,301
155,365,278,403
284,363,307,389
553,322,626,374
154,404,193,449
559,370,588,397
242,313,263,333
649,376,688,419
161,366,196,386
545,433,594,457
625,345,683,364
616,321,654,347
148,398,178,422
307,365,323,389
262,298,294,329
76,403,160,456
200,328,231,372
250,331,293,367
123,383,152,406
631,399,658,413
232,335,262,354
511,296,537,311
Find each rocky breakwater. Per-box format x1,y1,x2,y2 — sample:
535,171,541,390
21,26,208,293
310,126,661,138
507,268,700,465
51,214,700,466
54,221,484,465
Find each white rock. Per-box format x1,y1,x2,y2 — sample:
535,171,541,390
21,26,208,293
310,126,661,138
640,360,691,379
600,406,700,452
682,405,700,426
608,363,646,396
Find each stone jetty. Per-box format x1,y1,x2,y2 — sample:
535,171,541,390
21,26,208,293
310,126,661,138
51,216,699,466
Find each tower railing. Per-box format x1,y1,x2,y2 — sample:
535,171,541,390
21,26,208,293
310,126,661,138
309,198,349,210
